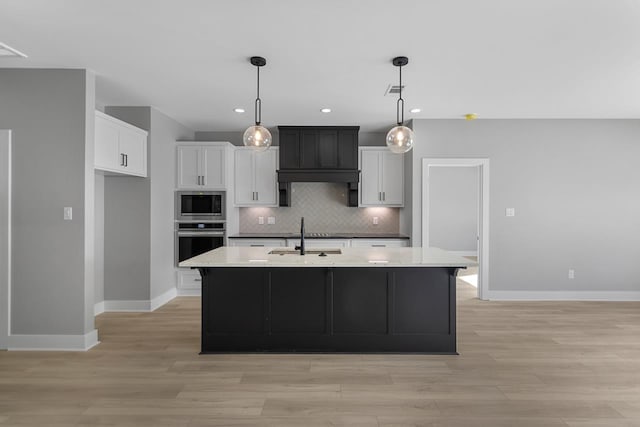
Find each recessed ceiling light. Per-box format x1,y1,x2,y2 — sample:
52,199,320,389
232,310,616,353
234,108,245,113
410,108,421,113
320,108,331,113
0,42,28,58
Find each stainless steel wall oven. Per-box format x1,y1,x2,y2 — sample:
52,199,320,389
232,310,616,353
175,222,225,265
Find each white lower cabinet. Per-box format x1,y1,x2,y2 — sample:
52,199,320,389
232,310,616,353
286,239,351,248
177,269,203,293
350,239,409,248
228,239,286,247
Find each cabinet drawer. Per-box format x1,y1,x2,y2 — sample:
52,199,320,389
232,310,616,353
177,270,203,290
350,239,409,248
229,239,287,247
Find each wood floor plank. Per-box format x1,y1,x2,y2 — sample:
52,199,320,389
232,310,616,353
1,281,639,425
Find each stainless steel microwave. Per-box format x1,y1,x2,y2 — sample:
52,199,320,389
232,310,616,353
176,191,225,221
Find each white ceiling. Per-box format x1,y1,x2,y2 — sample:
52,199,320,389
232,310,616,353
1,0,640,132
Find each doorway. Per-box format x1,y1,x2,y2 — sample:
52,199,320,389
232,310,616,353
0,130,11,349
422,158,489,300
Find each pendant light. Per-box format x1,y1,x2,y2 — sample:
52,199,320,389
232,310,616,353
386,56,414,154
243,56,272,151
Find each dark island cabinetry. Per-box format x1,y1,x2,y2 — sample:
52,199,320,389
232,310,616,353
199,266,458,353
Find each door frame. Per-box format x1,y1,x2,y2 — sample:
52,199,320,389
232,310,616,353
0,130,11,349
422,158,490,300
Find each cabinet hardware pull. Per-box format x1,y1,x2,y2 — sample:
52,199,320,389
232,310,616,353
194,278,202,282
120,153,125,166
202,176,205,186
372,244,386,247
382,192,385,201
124,154,128,167
255,191,258,200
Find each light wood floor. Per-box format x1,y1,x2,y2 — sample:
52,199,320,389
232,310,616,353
2,281,640,426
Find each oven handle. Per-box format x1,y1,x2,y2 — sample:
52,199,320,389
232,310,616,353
177,231,225,237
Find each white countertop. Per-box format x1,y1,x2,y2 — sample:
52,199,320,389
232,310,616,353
179,246,476,268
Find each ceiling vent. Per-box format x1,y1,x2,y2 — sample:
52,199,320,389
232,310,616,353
0,42,28,58
385,84,405,96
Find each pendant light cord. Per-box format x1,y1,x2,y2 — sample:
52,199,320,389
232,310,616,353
396,64,404,126
255,65,262,125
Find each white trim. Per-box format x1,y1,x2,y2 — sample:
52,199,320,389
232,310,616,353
100,287,177,312
177,289,201,297
94,301,105,316
0,130,11,350
486,291,640,302
8,329,99,351
422,158,490,300
150,287,178,311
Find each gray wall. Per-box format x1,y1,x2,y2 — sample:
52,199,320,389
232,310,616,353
101,107,193,303
411,119,640,292
0,69,94,335
428,166,478,252
0,130,10,349
149,109,194,299
103,107,152,301
94,174,104,305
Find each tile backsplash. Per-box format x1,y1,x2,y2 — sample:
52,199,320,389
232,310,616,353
239,183,399,233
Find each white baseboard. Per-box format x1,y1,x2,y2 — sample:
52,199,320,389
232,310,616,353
94,301,105,316
150,287,178,311
177,289,201,297
486,290,640,301
96,287,178,313
8,329,99,351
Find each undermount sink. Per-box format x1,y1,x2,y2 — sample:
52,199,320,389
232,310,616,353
268,249,342,255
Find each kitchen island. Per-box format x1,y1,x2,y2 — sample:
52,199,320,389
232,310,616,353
180,246,475,354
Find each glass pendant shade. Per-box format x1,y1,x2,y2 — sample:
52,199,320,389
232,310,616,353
243,125,272,152
386,125,414,154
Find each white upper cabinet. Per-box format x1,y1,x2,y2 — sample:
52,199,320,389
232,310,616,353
95,111,148,177
176,143,227,189
234,147,278,206
359,147,404,207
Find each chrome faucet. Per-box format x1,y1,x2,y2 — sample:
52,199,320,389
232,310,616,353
294,217,305,255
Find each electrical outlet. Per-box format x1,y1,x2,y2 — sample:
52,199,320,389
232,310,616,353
505,208,515,217
568,269,575,279
267,216,275,225
258,216,264,225
64,207,72,220
372,216,379,225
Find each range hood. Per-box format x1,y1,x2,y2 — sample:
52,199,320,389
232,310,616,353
276,126,360,207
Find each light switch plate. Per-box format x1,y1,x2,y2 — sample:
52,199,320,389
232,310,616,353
258,216,264,225
64,207,72,220
505,208,515,217
372,216,379,225
267,216,275,225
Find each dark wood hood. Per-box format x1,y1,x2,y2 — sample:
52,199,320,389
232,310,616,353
277,126,360,207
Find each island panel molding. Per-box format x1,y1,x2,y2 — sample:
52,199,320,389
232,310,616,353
182,247,473,353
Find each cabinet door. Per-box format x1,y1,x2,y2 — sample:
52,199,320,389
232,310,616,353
300,131,318,169
176,146,200,188
201,146,226,188
234,149,255,205
118,128,147,176
317,130,338,168
254,149,278,205
279,130,299,169
337,129,358,169
359,150,381,206
95,114,120,171
380,151,404,206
